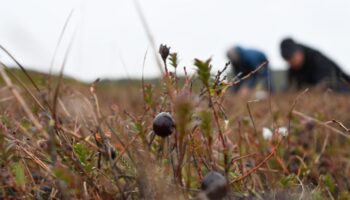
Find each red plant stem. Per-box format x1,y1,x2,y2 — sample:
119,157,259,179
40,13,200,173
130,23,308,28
114,134,139,164
163,60,169,76
238,121,244,175
274,153,290,174
206,85,226,148
205,84,228,172
231,148,275,183
230,139,282,184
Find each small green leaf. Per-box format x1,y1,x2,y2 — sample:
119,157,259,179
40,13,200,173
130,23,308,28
144,84,154,107
21,119,32,130
199,111,212,145
323,174,336,195
279,175,297,188
169,53,179,69
11,162,26,187
194,58,212,86
74,143,93,172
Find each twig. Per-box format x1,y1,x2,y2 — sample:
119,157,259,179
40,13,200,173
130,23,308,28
89,81,127,200
113,134,139,164
328,119,350,132
0,45,40,92
204,82,228,172
229,61,267,86
4,65,46,111
230,138,282,183
288,88,309,132
0,96,14,103
227,152,257,171
0,63,46,137
52,24,79,122
292,110,350,139
246,99,260,136
132,0,164,75
48,8,75,91
213,61,230,89
315,133,329,164
6,133,53,175
297,176,305,200
287,88,309,148
141,49,149,110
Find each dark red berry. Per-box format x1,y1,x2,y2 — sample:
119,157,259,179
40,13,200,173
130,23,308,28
201,171,228,200
153,112,175,137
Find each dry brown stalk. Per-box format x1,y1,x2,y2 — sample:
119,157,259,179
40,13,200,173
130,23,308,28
292,110,350,139
0,62,47,138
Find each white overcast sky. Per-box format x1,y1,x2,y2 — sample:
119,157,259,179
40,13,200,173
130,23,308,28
0,0,350,81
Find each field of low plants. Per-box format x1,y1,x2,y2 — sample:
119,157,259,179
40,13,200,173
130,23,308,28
0,46,350,200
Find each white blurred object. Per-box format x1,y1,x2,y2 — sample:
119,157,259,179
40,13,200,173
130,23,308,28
255,90,268,100
277,127,288,137
224,119,229,130
262,127,273,140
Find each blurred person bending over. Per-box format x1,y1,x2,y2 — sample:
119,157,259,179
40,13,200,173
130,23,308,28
280,38,350,91
226,46,269,95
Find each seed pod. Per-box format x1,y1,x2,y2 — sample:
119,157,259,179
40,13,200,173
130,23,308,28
153,112,175,137
159,44,170,62
201,171,228,200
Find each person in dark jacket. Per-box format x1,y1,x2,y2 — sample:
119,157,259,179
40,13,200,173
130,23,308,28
227,46,269,93
280,38,350,91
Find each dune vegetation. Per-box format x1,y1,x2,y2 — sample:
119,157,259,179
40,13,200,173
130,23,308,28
0,45,350,200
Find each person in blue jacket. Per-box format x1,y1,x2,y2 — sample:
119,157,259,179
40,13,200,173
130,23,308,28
226,46,269,93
